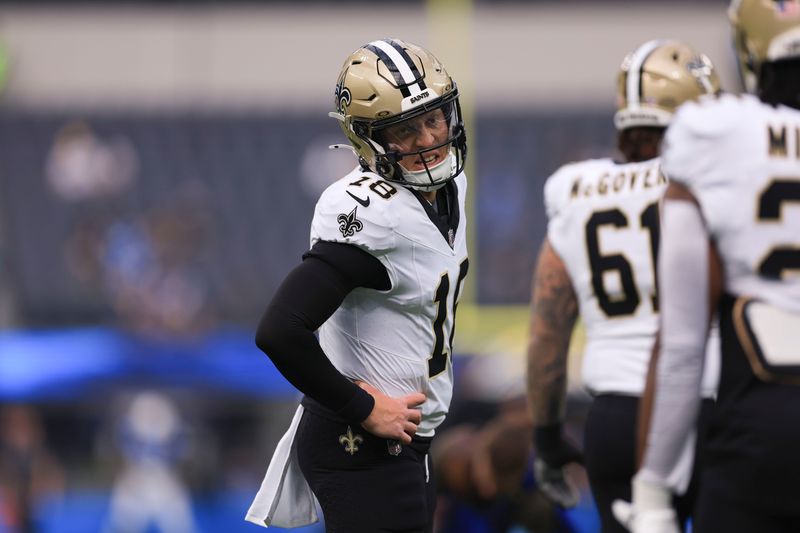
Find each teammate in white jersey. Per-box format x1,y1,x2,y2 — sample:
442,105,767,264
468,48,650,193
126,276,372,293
525,40,720,533
615,2,800,533
245,39,468,533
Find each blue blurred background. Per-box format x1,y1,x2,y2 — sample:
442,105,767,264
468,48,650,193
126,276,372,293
0,1,732,531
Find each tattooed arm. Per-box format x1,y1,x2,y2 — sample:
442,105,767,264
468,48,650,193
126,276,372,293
525,238,583,507
526,238,579,427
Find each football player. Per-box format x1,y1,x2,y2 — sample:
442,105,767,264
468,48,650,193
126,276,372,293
244,39,469,533
614,2,800,532
525,40,720,533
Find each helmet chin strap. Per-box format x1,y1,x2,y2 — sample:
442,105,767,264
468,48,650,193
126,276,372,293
401,152,456,192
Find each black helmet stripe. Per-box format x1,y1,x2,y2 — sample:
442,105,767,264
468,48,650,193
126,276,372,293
626,39,665,107
364,43,410,96
365,39,426,97
386,39,427,90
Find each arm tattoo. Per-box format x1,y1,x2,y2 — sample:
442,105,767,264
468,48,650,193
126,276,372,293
526,239,579,427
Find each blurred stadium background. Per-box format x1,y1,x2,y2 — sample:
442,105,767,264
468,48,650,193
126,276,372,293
0,1,733,532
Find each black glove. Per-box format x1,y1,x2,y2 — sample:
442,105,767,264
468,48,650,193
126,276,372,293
533,423,584,508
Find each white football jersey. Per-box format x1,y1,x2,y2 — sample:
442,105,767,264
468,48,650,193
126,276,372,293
662,93,800,313
310,167,469,437
545,157,718,396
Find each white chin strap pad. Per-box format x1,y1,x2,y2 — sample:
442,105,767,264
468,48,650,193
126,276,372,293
401,152,456,191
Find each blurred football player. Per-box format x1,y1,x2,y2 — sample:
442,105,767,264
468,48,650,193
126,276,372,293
614,2,800,532
103,392,196,533
525,40,720,533
245,38,469,532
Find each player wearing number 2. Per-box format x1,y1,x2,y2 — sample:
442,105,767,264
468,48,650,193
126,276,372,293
616,2,800,532
525,40,720,533
244,38,468,532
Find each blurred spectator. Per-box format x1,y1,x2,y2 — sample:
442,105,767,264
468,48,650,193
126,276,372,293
63,182,216,338
45,121,137,203
45,119,216,337
0,405,64,533
101,391,197,533
433,404,566,533
99,185,216,338
433,355,593,533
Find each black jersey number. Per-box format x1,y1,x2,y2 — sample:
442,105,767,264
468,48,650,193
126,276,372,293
428,259,469,378
348,176,398,200
757,178,800,278
585,202,660,317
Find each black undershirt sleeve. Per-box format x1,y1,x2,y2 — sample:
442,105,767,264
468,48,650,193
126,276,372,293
255,241,390,423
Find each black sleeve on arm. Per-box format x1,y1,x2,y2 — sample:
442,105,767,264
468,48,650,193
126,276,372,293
255,241,390,423
303,240,391,291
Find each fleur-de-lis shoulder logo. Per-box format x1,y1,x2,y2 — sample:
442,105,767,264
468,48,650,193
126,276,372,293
339,426,364,455
337,206,363,238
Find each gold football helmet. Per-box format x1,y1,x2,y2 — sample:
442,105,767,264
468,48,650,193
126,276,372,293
329,38,466,191
729,0,800,93
614,40,720,130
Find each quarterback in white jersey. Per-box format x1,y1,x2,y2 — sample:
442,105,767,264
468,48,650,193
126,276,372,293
621,3,800,532
245,39,469,533
312,168,468,438
526,40,720,533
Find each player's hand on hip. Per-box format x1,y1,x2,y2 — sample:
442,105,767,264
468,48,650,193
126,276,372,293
533,424,584,508
356,381,425,444
612,474,680,533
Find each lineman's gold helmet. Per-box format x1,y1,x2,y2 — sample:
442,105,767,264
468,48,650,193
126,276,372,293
614,40,720,130
329,38,467,192
729,0,800,93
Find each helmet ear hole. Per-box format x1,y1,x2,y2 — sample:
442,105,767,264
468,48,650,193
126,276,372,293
377,161,394,177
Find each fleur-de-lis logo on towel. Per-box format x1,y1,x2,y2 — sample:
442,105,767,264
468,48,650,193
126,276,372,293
339,426,364,455
337,207,363,238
